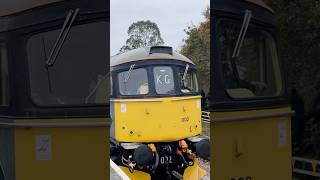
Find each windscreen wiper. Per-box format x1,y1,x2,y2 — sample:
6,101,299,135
182,64,190,82
124,64,135,83
232,9,252,58
46,8,79,67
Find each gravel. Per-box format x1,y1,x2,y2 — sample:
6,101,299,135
199,158,210,180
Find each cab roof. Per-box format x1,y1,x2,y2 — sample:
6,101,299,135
0,0,62,17
110,46,194,67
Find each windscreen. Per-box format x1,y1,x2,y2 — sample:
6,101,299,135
118,67,149,95
218,21,282,99
27,21,108,106
153,66,175,95
178,67,198,94
115,64,199,97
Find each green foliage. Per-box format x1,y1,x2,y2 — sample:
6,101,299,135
120,20,164,53
180,7,210,94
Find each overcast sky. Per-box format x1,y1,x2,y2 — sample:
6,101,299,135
110,0,209,56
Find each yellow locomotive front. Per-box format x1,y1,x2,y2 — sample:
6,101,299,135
110,46,209,179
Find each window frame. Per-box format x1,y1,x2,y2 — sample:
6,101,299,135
117,67,149,96
112,61,200,98
153,66,176,95
26,20,109,107
0,42,10,107
177,67,199,94
216,19,284,101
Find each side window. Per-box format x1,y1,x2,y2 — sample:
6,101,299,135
118,68,149,95
153,66,175,95
178,68,199,94
219,25,282,99
0,43,9,106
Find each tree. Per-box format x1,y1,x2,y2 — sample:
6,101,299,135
180,7,210,94
120,20,164,53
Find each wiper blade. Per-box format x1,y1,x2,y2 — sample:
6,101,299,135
46,8,79,67
124,64,135,83
182,64,190,82
232,9,252,58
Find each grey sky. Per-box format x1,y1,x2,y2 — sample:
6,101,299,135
111,0,209,55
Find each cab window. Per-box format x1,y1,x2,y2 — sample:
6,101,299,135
0,43,9,106
218,22,282,99
118,68,149,95
178,67,198,94
153,66,175,95
27,21,108,106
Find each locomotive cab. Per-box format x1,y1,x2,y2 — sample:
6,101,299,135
110,46,208,179
111,46,201,142
0,1,109,180
211,0,293,179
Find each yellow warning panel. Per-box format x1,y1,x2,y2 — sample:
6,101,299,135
114,96,202,142
211,107,292,180
14,118,108,180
